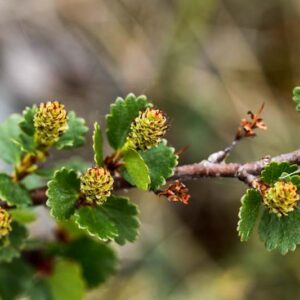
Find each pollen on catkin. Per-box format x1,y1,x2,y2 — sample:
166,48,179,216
34,101,68,147
80,167,114,205
263,181,300,217
0,208,12,238
127,108,168,150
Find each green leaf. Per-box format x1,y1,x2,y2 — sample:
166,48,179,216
13,106,38,154
93,122,104,166
0,174,31,207
237,189,261,242
17,132,36,154
75,196,139,244
22,174,46,190
293,87,300,112
103,195,139,245
106,93,149,149
0,259,33,300
47,168,80,220
123,149,150,191
0,222,28,263
10,208,37,224
140,140,178,190
48,260,85,300
74,207,118,241
259,208,300,254
59,218,86,240
280,173,300,190
289,175,300,190
260,162,297,185
54,111,88,150
64,237,117,288
19,106,37,136
0,114,22,165
27,279,52,300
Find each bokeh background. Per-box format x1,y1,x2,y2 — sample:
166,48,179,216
1,0,300,299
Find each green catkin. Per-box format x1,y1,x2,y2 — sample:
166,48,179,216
0,208,12,238
263,181,300,217
34,101,68,147
80,167,114,205
127,108,168,150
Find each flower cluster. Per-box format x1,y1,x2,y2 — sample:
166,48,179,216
0,208,12,237
34,101,68,147
80,167,114,205
127,108,167,150
263,181,300,217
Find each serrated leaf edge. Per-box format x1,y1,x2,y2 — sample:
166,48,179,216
73,208,119,242
46,167,80,220
55,111,89,150
112,196,140,244
105,96,131,128
259,208,300,255
144,139,178,190
105,93,151,149
0,174,31,207
74,196,140,244
237,189,261,242
158,140,178,187
19,105,37,136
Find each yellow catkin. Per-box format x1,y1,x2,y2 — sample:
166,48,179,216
34,101,68,146
80,167,114,205
127,108,167,150
263,181,300,217
0,208,12,237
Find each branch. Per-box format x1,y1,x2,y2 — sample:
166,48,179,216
4,148,297,208
172,149,300,181
0,104,294,208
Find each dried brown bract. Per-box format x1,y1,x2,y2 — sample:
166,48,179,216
236,104,267,139
159,180,191,204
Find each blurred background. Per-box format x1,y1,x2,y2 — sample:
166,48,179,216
1,0,300,299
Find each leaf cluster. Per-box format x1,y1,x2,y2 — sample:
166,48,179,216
0,94,179,298
238,162,300,254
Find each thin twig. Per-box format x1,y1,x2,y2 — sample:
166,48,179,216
207,104,267,164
